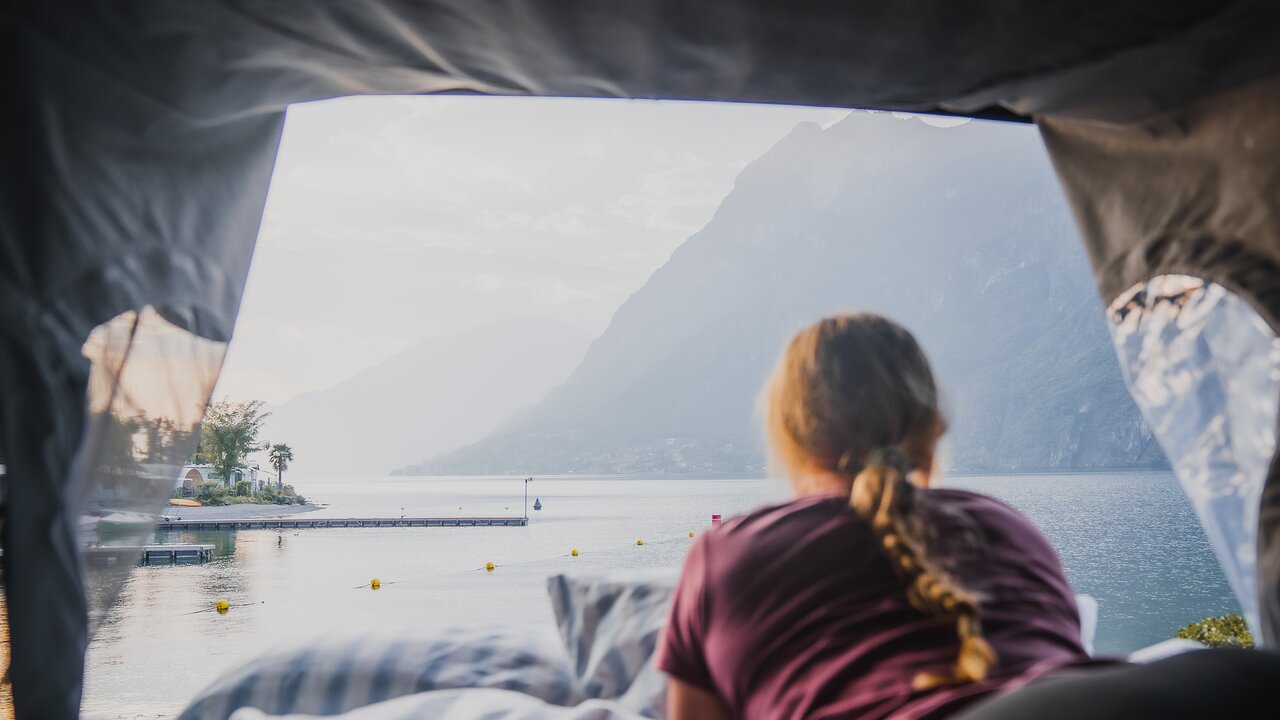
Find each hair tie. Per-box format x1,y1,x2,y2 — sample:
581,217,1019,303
838,446,910,476
866,445,909,474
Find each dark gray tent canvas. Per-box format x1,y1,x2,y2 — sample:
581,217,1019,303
3,2,1280,717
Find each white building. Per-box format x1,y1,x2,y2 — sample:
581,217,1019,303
176,463,277,496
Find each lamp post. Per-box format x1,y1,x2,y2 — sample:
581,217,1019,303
524,476,532,523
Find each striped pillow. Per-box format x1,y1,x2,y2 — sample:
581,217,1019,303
546,569,679,716
179,626,582,720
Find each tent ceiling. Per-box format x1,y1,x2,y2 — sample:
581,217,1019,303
18,2,1280,123
5,0,1280,347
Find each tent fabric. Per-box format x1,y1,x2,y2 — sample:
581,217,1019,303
1107,275,1278,642
4,2,1280,717
0,335,90,720
1038,75,1280,331
1039,75,1280,646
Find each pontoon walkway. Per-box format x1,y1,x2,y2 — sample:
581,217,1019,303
156,516,529,530
138,544,215,563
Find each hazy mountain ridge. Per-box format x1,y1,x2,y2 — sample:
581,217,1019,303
266,317,591,476
406,114,1167,476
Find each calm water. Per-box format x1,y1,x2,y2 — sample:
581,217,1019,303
81,472,1238,718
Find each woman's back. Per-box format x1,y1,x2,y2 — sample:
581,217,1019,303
658,489,1092,719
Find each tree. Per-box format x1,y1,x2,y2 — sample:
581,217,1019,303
198,399,270,487
93,411,143,477
268,443,294,489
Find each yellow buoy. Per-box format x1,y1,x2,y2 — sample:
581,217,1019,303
571,549,579,557
636,539,644,546
486,562,495,572
689,531,695,538
370,578,381,590
215,599,229,614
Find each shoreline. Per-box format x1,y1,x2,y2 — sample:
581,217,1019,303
160,502,323,521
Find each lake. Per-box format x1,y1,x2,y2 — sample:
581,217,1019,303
80,472,1239,718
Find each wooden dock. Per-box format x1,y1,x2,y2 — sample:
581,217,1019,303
155,516,529,530
139,544,214,563
72,544,216,566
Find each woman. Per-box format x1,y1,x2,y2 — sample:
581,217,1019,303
656,313,1099,719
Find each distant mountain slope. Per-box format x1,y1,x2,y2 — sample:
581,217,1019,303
418,114,1167,476
266,318,591,476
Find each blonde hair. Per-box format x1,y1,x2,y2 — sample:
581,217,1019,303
765,313,996,689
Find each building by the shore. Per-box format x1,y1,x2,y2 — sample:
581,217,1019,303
176,463,277,496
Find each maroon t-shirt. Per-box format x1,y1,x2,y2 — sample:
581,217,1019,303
657,490,1093,719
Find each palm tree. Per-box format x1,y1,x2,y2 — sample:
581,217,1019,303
268,443,294,489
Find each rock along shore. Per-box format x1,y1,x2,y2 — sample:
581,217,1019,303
160,502,323,521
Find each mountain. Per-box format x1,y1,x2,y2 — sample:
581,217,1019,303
414,113,1167,476
265,318,591,476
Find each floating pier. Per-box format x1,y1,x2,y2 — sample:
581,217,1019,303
61,544,217,566
155,516,529,530
139,544,214,563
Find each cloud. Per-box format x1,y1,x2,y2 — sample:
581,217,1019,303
474,206,599,236
529,280,597,306
216,318,417,403
607,149,729,236
467,273,506,292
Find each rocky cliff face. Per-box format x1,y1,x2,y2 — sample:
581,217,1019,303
409,113,1167,476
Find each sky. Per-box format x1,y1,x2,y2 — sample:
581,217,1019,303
213,96,849,405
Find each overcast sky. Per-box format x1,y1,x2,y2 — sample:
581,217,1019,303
213,96,849,404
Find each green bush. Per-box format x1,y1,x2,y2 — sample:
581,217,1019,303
225,495,261,504
194,480,230,506
190,480,305,506
1177,613,1254,649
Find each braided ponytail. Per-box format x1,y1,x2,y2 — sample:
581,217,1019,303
850,447,996,689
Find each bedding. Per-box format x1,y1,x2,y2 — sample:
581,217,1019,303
181,565,1116,720
179,625,582,720
547,569,679,717
228,689,648,720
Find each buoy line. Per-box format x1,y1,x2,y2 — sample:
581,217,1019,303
181,599,265,616
187,532,704,613
449,531,699,576
256,532,702,599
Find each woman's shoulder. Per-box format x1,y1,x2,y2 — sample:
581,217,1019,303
928,487,1019,513
714,494,851,536
700,494,869,568
703,488,1049,558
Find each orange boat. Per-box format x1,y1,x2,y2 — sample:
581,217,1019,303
168,498,202,507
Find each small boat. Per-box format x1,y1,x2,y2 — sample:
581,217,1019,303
98,511,166,536
533,498,542,511
169,498,202,507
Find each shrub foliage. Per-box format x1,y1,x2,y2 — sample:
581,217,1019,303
1177,613,1254,649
